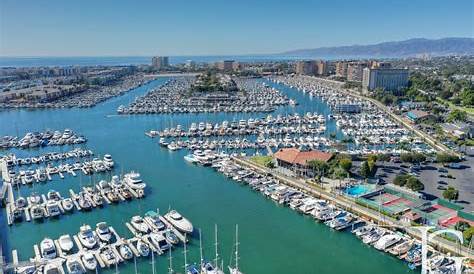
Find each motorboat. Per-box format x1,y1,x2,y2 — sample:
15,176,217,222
184,154,199,164
136,240,150,257
43,261,65,274
389,240,414,256
149,232,170,252
15,197,27,209
40,238,57,259
58,234,74,253
118,243,133,260
109,175,122,188
95,222,113,243
123,172,146,190
362,229,386,245
78,224,97,249
78,195,91,210
92,193,103,206
201,261,225,274
164,230,179,245
187,264,201,274
164,210,193,234
81,252,97,271
62,198,74,212
30,205,45,220
47,190,61,201
29,193,42,204
374,234,402,251
66,256,85,274
131,216,150,234
46,200,61,217
103,154,114,168
99,246,118,266
144,211,166,231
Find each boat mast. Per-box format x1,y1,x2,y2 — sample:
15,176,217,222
183,234,188,271
235,224,239,271
168,248,174,274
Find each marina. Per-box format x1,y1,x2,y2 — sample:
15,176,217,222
0,129,87,150
1,77,467,274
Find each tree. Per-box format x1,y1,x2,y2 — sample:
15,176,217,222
463,226,474,243
393,174,409,186
447,109,468,122
360,161,371,178
436,153,459,164
406,177,424,191
308,160,329,179
443,186,459,201
455,221,471,232
377,154,391,162
400,152,426,164
339,158,352,172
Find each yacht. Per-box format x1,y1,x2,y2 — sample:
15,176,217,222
184,154,199,164
109,175,122,188
81,252,97,271
43,261,65,274
103,154,114,168
136,240,150,257
58,234,74,253
164,210,193,234
62,198,74,212
374,234,402,251
164,230,180,245
66,256,85,274
30,205,45,220
46,200,61,217
40,238,57,259
47,190,61,201
201,261,225,274
149,232,170,252
123,172,146,190
144,211,166,231
78,224,97,249
95,222,113,243
131,215,150,234
99,246,118,266
118,243,133,260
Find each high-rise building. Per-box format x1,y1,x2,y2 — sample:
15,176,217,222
335,61,349,78
218,60,235,71
315,60,328,75
151,56,169,70
346,62,368,81
295,61,316,75
362,67,409,94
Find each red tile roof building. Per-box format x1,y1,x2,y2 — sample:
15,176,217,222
274,148,333,177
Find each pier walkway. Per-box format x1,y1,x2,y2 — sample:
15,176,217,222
232,156,473,259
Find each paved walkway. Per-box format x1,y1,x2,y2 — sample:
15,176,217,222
232,156,473,259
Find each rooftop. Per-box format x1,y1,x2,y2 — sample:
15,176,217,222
274,148,333,166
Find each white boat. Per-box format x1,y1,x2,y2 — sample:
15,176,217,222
228,225,243,274
58,234,74,253
77,224,97,249
103,154,114,168
66,256,85,274
46,200,61,217
43,261,65,274
99,246,118,266
149,232,170,252
131,215,150,234
184,154,199,163
164,210,193,234
136,240,150,257
81,252,97,271
109,175,122,188
62,198,74,212
95,222,112,242
123,172,146,190
30,205,45,220
40,238,57,259
118,243,133,260
374,234,402,251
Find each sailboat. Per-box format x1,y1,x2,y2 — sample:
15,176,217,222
201,225,225,274
228,225,243,274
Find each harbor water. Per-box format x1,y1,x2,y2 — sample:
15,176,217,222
0,78,416,273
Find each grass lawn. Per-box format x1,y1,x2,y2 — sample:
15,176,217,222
436,97,474,116
250,155,274,167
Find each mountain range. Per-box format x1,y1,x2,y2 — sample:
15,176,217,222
281,38,474,58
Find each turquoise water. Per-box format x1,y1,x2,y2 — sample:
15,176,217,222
0,78,416,273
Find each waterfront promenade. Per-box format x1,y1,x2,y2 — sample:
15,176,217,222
232,156,474,259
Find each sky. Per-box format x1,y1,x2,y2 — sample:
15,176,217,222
0,0,473,57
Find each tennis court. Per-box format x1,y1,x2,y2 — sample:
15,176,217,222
416,203,457,226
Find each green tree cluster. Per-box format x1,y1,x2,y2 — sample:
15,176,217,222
393,174,424,191
442,186,459,201
400,152,426,163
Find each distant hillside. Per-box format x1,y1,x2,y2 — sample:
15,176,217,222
282,38,474,58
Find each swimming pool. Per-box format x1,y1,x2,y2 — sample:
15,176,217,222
345,184,375,197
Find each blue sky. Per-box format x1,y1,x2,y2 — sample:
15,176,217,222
0,0,473,56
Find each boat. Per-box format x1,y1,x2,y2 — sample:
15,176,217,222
30,205,45,220
43,261,65,274
77,224,97,249
40,238,57,259
374,234,402,251
136,240,150,257
184,154,199,164
164,230,180,245
150,232,170,252
118,243,133,260
123,171,146,190
99,246,118,266
81,252,97,271
62,198,74,212
389,239,414,256
131,215,150,234
109,175,122,188
95,222,113,243
58,234,74,253
66,256,85,274
78,195,91,210
144,210,166,231
103,154,114,168
46,200,61,217
164,210,193,234
228,225,243,274
47,190,61,201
